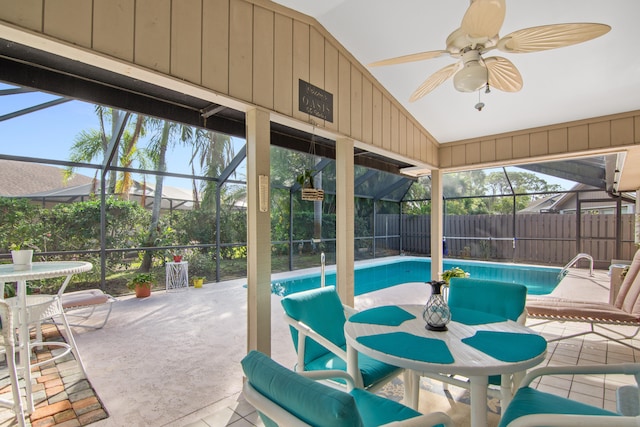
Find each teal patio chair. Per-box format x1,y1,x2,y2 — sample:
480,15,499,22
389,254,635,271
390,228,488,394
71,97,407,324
281,286,402,391
241,350,455,427
499,363,640,426
429,278,528,410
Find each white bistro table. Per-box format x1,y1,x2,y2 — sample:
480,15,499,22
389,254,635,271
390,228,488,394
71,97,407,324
0,261,93,413
344,304,547,427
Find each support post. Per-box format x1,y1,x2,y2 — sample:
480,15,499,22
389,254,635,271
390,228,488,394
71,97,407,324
246,108,271,355
431,169,444,281
336,138,355,306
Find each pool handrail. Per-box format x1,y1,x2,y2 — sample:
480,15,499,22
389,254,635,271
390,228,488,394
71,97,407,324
559,253,594,278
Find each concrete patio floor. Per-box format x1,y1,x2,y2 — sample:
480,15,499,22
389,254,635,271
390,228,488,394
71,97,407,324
1,258,639,426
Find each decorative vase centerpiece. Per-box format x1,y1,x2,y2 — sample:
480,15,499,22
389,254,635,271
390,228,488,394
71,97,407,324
423,280,451,331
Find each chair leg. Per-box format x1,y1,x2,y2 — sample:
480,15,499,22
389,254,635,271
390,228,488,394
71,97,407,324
54,309,88,378
0,302,26,426
5,345,27,427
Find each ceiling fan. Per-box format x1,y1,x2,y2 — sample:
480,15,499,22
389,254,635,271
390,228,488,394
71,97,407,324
368,0,610,102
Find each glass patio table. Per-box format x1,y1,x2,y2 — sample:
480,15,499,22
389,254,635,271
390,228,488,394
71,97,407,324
344,304,547,427
0,261,93,413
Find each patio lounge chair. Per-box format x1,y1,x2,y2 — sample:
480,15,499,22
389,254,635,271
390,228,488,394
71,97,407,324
426,278,529,410
59,289,116,329
498,363,640,426
525,249,640,351
281,286,403,392
241,350,455,427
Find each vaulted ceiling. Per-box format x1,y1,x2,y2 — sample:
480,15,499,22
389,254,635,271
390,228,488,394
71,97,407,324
271,0,640,144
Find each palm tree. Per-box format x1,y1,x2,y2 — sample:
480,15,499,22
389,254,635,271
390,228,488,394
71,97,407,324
65,107,141,196
193,131,234,212
139,120,193,271
115,114,146,199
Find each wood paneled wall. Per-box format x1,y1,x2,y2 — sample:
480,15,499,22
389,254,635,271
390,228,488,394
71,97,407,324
0,0,439,168
441,110,640,169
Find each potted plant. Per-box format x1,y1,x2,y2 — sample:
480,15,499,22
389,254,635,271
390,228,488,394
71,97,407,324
9,242,34,268
172,253,183,263
441,267,468,286
128,273,154,298
192,276,204,288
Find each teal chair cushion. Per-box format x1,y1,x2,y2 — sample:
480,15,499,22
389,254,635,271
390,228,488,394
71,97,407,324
450,306,507,325
448,278,527,322
498,387,619,427
349,388,425,427
448,278,528,389
242,350,364,427
281,286,347,366
304,347,401,388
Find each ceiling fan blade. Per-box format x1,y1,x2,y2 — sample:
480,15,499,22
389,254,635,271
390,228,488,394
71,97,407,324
368,50,448,67
484,57,523,92
497,23,611,53
409,62,463,102
461,0,506,39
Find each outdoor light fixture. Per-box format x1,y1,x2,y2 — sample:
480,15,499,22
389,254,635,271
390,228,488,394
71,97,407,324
453,50,488,93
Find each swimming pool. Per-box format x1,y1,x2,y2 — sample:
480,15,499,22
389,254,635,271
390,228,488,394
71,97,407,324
271,257,563,297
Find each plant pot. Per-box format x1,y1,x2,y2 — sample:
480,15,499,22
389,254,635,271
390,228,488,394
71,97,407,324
173,255,183,262
135,284,152,298
193,278,203,288
11,249,33,269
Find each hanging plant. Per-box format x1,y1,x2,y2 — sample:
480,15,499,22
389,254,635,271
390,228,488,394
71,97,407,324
297,169,324,201
297,124,325,202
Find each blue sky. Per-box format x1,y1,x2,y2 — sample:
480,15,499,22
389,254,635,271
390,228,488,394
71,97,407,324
0,82,246,189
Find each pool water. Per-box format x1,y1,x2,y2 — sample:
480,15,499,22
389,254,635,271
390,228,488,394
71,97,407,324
271,257,563,297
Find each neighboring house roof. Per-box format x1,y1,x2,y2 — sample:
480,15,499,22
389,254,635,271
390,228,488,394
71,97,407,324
518,194,563,214
0,159,197,210
0,159,93,197
519,183,636,213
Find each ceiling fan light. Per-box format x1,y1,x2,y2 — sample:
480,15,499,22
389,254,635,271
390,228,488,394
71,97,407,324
453,61,488,92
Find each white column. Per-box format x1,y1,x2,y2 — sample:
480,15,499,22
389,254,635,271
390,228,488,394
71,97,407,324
431,169,444,281
336,137,355,306
246,107,271,355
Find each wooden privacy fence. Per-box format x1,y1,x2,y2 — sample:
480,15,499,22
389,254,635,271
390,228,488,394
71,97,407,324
376,213,636,268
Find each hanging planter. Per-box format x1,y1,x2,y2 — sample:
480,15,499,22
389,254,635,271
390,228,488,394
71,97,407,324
301,188,324,201
297,169,324,202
